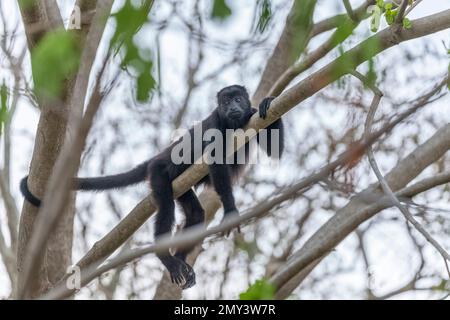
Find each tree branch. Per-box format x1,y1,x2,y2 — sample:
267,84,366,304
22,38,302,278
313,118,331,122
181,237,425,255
270,115,450,294
43,92,447,299
17,0,63,49
342,0,358,22
395,0,409,24
63,10,450,297
310,0,374,37
252,0,317,105
17,58,108,298
359,71,450,276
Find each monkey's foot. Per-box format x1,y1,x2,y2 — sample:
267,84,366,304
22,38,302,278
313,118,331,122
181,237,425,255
221,210,241,237
168,258,196,290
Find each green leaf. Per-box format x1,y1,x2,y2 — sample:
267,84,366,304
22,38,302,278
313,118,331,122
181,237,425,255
110,0,156,102
376,0,384,8
211,0,232,20
384,9,397,25
384,2,392,10
31,29,80,99
240,279,275,300
331,17,357,46
289,0,316,61
0,82,9,135
402,17,412,29
0,83,7,112
256,0,272,33
111,1,149,50
332,36,381,79
448,62,450,90
136,63,155,102
335,45,347,89
365,58,377,87
367,5,381,32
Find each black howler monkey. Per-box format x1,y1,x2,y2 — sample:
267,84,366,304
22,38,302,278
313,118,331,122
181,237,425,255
20,85,284,289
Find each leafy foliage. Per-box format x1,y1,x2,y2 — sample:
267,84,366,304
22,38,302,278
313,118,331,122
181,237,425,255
31,29,80,99
369,1,413,32
368,5,382,32
384,7,397,25
211,0,232,20
240,279,275,300
0,82,8,135
289,0,316,61
402,17,412,29
365,57,377,88
256,0,273,33
330,16,358,46
332,35,381,80
110,0,156,102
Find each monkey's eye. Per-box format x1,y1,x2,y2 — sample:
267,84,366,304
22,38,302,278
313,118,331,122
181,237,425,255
224,99,230,105
235,97,241,103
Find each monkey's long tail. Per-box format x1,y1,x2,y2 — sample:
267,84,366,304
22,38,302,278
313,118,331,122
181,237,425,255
75,160,150,190
20,160,150,207
20,176,42,207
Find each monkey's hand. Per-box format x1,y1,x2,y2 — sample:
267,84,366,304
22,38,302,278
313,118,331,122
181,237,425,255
258,96,276,119
221,210,241,237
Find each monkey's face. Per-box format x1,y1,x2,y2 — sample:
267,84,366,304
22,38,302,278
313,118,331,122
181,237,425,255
217,85,251,128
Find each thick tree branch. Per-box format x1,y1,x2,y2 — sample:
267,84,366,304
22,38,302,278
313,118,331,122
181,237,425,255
16,0,118,299
17,0,63,49
17,60,107,299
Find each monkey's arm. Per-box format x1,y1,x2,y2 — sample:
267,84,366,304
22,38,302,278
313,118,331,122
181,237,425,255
256,97,284,158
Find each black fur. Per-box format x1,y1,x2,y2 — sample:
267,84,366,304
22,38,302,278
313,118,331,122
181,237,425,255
20,85,284,289
75,160,150,190
20,176,42,207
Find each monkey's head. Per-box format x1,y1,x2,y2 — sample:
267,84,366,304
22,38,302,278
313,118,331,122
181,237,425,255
216,85,252,129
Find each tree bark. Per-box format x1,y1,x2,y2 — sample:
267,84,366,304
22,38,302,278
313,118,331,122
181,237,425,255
15,0,110,298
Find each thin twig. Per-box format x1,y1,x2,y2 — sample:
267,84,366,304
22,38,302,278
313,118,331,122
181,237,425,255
405,0,423,17
354,71,450,282
395,0,409,24
343,0,358,22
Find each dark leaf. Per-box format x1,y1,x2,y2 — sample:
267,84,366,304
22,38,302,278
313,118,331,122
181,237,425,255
211,0,232,20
